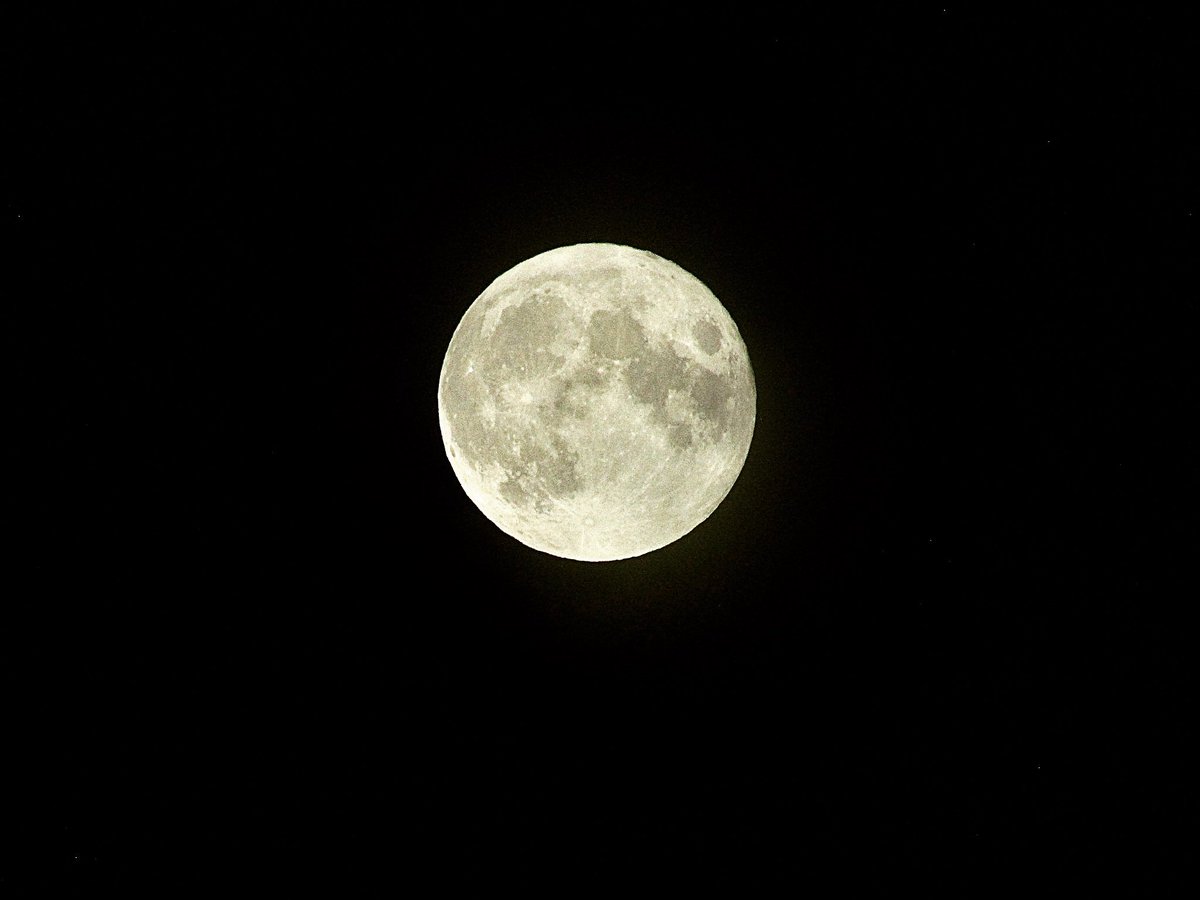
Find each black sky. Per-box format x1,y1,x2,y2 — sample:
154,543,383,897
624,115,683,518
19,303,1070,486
8,6,1195,894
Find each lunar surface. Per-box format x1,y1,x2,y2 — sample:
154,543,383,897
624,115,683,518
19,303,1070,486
437,243,755,561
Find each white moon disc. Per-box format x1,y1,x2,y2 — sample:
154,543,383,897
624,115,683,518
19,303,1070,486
437,243,756,561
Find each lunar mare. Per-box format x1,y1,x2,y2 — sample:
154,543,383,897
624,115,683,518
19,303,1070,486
437,243,755,561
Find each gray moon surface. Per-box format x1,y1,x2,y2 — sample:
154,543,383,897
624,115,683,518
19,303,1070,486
437,243,756,561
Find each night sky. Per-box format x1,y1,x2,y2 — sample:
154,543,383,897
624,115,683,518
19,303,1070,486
9,7,1194,894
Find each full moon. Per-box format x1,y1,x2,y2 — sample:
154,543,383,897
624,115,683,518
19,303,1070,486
437,243,756,561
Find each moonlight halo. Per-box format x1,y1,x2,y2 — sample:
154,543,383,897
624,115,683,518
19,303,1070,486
438,243,755,561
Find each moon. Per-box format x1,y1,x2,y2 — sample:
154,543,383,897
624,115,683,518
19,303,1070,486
437,243,756,562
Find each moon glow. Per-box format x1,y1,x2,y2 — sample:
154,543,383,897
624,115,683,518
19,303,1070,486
437,243,756,561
